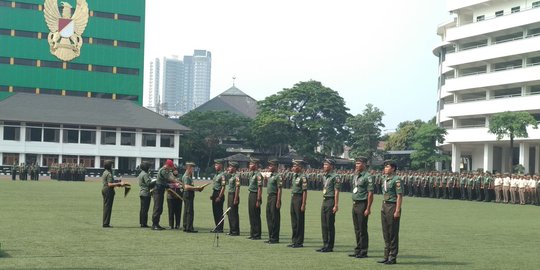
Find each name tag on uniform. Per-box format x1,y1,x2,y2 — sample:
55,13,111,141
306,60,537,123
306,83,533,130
353,187,358,194
323,188,327,195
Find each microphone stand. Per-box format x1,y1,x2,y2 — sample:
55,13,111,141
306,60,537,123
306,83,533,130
213,207,231,247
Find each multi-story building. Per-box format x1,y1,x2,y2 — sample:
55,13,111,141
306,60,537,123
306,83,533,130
435,0,540,173
145,58,160,112
0,0,145,103
150,50,211,116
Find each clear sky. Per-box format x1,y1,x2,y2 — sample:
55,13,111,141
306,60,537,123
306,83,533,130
144,0,451,130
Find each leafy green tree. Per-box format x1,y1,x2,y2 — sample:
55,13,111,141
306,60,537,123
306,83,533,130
253,80,350,159
346,104,385,161
178,111,251,171
410,120,448,170
385,119,425,151
488,111,538,172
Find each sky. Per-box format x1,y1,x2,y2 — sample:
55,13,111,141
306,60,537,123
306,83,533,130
144,0,451,130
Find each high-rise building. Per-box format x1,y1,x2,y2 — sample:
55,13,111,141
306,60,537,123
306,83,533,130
0,0,146,103
149,50,211,116
434,0,540,173
146,58,160,111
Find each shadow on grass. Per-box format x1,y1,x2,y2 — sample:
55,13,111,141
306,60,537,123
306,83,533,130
0,250,11,258
399,261,470,266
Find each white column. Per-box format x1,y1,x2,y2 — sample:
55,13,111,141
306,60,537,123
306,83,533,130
58,154,63,164
535,146,540,174
136,157,142,166
519,143,530,174
0,153,3,166
114,156,119,170
155,158,160,170
95,156,101,168
115,128,121,145
452,144,461,173
20,153,26,164
483,144,493,173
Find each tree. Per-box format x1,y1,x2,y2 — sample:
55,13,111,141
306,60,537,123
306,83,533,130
178,111,251,172
253,80,350,159
385,119,425,151
346,104,385,161
488,111,538,173
410,120,448,170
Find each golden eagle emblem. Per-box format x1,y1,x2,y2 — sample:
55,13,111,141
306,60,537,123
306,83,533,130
44,0,89,61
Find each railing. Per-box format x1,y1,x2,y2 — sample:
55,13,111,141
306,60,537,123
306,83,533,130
460,71,486,77
492,94,522,99
455,124,486,129
458,97,485,103
492,65,523,72
454,4,540,27
460,43,487,51
492,35,524,45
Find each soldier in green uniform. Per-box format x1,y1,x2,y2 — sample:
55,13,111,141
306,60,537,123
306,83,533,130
288,160,308,248
151,159,178,230
378,160,403,265
138,161,152,228
182,162,205,233
101,160,127,228
247,158,263,240
11,162,17,181
265,159,282,244
167,168,183,230
316,158,341,253
348,156,373,259
484,172,493,202
210,159,227,233
226,161,241,236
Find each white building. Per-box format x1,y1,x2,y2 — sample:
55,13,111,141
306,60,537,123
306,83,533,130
434,0,540,173
0,94,190,172
145,58,160,112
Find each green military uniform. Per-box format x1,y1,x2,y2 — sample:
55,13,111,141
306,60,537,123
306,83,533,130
211,167,227,232
101,169,115,227
290,166,308,247
319,166,341,252
247,169,263,239
152,166,172,228
182,171,195,232
138,167,152,227
266,164,282,243
380,161,402,264
484,175,492,202
11,163,17,181
227,169,241,236
351,169,373,257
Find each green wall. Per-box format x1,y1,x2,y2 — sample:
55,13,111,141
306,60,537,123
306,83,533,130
0,0,145,103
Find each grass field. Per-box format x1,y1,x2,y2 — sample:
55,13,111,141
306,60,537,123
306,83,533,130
0,176,538,270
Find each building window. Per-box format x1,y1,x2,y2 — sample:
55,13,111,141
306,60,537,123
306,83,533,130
117,14,141,22
3,126,20,141
42,155,58,166
0,1,11,7
495,10,503,17
121,132,135,146
14,30,38,38
476,15,485,22
534,1,540,8
41,60,63,68
93,65,113,73
511,6,520,13
14,2,39,10
63,129,79,143
79,156,95,167
67,62,88,71
13,58,37,66
26,127,42,142
80,130,96,144
93,38,115,46
142,134,156,147
101,131,116,145
43,128,60,142
116,40,140,48
93,11,115,19
3,153,19,165
62,155,78,164
116,67,139,75
160,135,174,148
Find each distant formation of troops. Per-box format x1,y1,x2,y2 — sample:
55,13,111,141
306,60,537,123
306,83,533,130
48,163,86,181
10,162,41,181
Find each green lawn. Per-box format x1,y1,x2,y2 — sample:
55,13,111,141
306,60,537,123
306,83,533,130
0,177,538,270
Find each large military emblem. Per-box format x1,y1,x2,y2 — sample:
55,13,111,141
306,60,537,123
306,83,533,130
44,0,89,61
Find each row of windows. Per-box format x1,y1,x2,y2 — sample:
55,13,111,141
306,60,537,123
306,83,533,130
476,3,540,22
0,85,139,101
0,0,141,22
0,56,139,75
3,126,175,147
0,28,140,49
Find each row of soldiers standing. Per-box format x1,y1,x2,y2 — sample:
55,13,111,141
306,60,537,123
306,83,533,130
49,163,86,181
394,171,540,206
10,163,40,181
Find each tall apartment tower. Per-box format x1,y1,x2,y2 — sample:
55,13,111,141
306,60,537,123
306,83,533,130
146,58,160,111
151,50,211,116
434,0,540,173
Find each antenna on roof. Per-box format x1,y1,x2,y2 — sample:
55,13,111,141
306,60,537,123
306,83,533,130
232,76,236,86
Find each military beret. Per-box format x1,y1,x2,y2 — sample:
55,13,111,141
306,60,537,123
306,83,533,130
354,156,368,163
292,159,306,166
268,159,279,165
323,158,336,165
383,160,397,168
249,158,260,164
185,162,196,167
214,159,223,164
228,161,239,168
